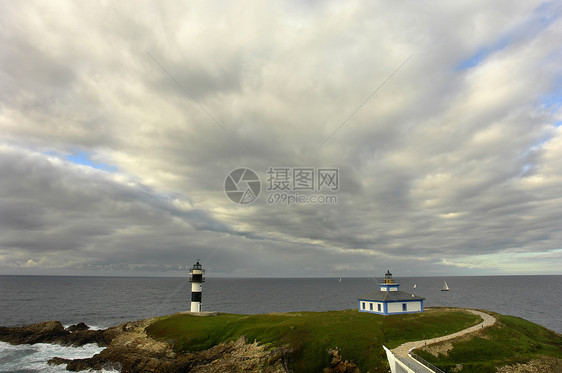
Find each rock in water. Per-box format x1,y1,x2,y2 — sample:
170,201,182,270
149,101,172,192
0,321,68,344
67,322,89,332
0,321,121,347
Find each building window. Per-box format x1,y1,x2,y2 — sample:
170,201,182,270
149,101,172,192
370,303,373,310
362,302,365,309
402,303,407,311
378,304,381,312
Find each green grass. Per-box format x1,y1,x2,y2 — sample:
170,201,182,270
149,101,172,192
146,308,481,372
414,312,562,372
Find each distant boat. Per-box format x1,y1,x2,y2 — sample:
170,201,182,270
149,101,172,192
413,284,417,289
338,278,342,283
441,280,450,291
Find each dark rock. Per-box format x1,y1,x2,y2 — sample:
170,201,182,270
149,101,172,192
61,329,107,347
0,321,121,347
0,321,68,345
67,322,89,332
48,357,72,366
71,348,187,372
323,348,359,373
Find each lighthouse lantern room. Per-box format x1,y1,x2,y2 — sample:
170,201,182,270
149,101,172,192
379,270,400,292
189,260,205,313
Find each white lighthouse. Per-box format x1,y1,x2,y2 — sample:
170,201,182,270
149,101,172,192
189,260,205,313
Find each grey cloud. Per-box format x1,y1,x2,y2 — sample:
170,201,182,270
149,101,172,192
0,146,235,268
0,0,561,276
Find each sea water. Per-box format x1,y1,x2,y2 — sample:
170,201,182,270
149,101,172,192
0,275,560,371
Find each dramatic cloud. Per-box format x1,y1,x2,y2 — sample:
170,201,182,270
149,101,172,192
0,0,561,276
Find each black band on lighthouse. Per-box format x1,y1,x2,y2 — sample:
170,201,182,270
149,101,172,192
191,292,202,302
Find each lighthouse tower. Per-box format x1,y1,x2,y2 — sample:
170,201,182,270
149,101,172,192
189,260,205,313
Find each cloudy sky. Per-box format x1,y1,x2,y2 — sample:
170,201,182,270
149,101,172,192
1,0,561,277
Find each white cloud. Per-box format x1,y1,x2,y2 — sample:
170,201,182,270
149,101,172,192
0,0,561,276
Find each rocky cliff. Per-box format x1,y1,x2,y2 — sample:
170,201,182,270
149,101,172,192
0,318,288,372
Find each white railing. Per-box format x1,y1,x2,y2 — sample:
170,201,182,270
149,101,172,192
409,353,446,373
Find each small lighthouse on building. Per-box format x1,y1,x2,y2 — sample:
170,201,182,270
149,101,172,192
189,260,205,313
357,270,425,315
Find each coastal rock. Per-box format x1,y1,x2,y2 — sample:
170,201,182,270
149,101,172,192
0,321,68,344
48,318,189,372
61,327,120,347
323,348,359,373
189,336,285,373
495,357,562,373
66,322,89,332
48,319,286,373
0,321,121,347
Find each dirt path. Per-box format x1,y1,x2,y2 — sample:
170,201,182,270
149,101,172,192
391,309,496,372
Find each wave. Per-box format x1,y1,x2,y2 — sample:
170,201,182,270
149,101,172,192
61,324,107,331
0,341,110,373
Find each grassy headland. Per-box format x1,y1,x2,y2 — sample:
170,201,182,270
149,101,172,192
414,311,562,372
146,308,482,372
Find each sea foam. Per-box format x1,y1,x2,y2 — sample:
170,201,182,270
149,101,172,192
0,341,107,372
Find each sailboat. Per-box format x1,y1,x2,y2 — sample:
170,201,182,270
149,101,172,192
413,284,417,289
441,280,450,291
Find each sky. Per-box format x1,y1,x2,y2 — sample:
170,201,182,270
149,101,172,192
1,0,561,277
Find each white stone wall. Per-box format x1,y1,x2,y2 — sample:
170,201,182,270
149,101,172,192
360,301,384,313
387,301,421,313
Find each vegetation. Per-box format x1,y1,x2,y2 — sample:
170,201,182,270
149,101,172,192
146,308,481,372
414,311,562,373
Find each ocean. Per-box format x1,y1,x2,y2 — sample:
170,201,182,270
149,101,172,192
0,275,560,372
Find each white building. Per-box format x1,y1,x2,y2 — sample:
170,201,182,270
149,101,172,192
358,270,424,315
